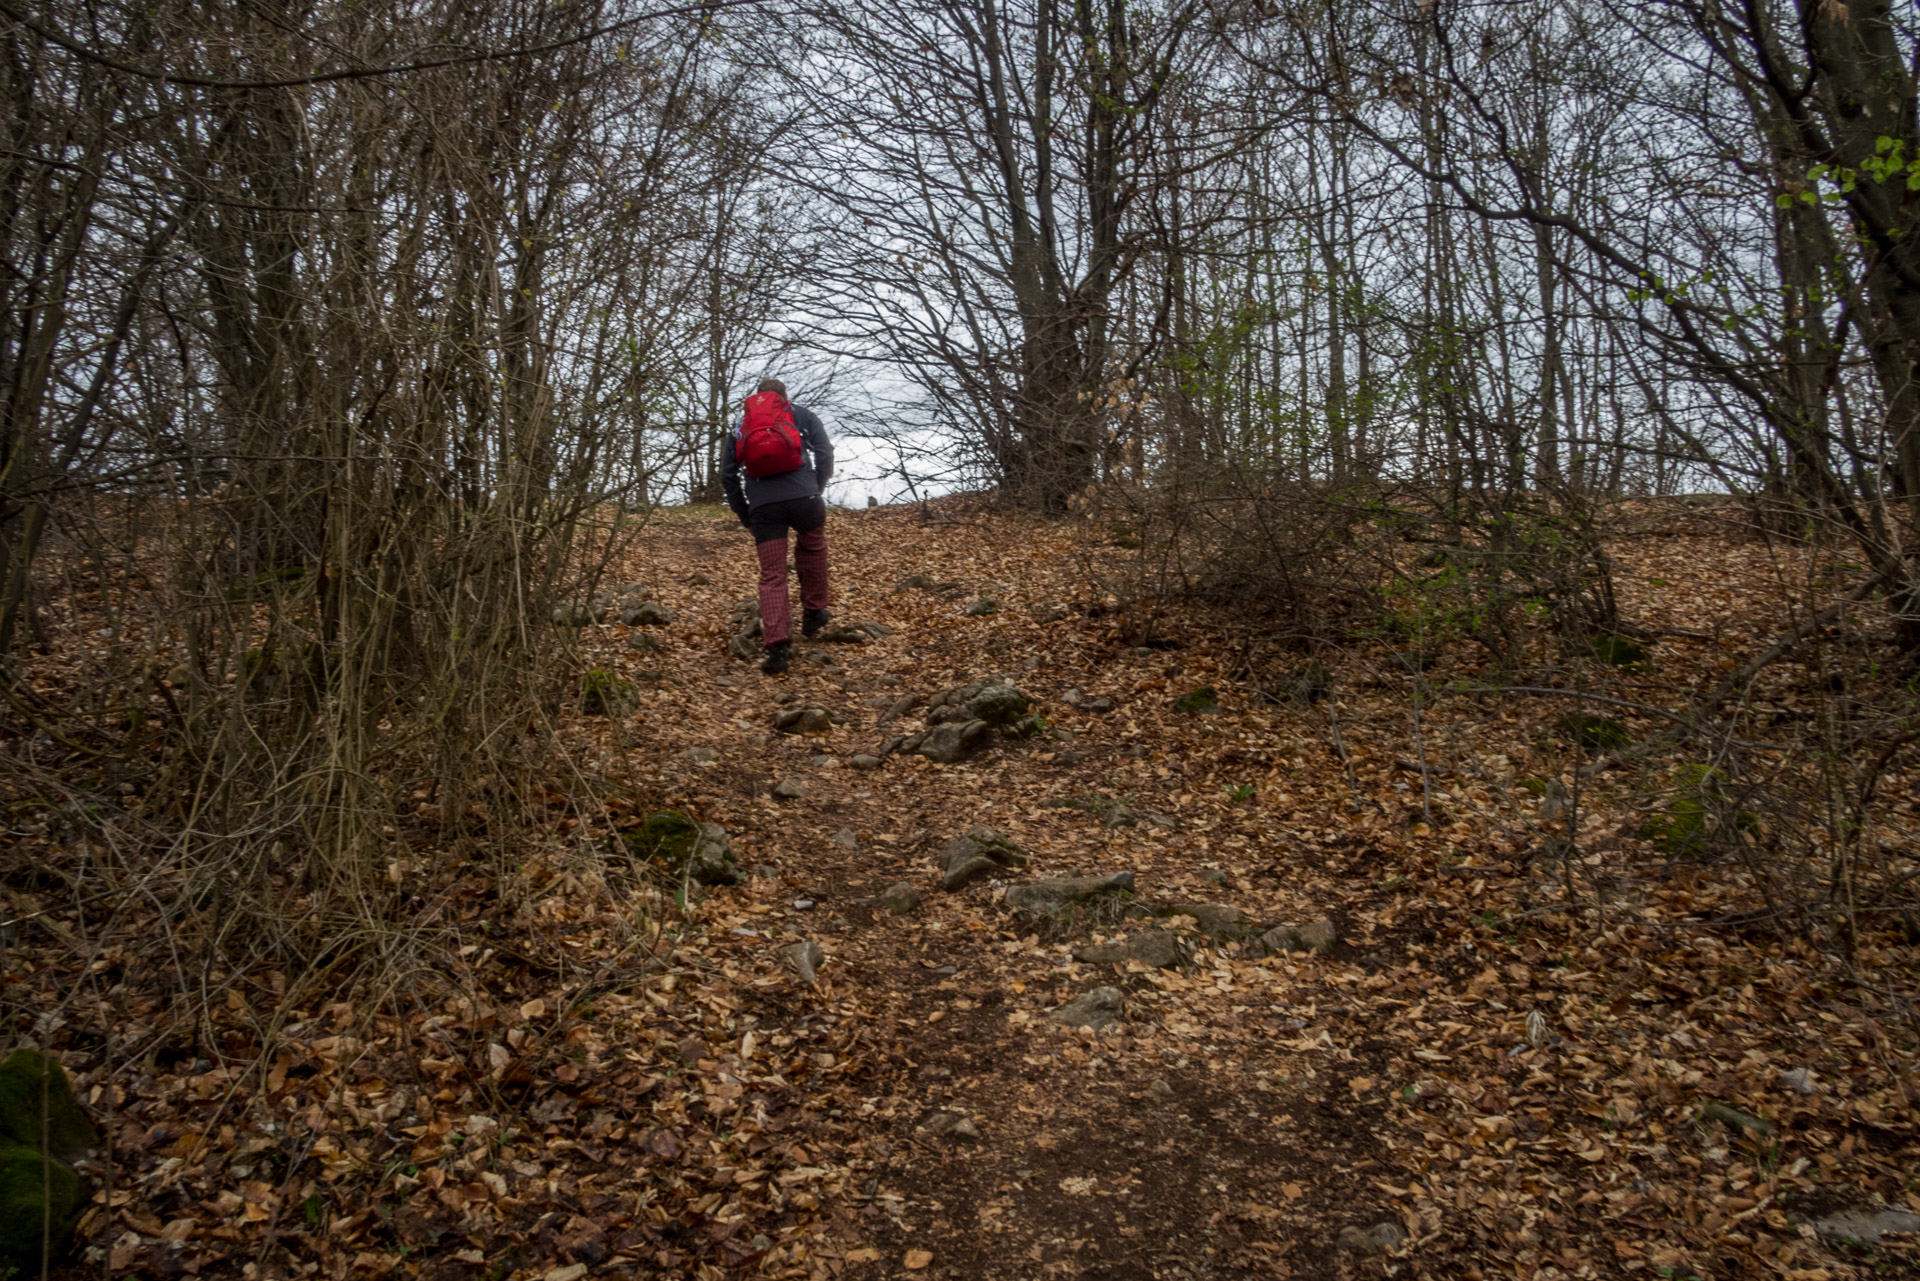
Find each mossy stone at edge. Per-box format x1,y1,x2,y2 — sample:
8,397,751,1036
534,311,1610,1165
0,1140,84,1275
0,1049,97,1163
625,811,741,885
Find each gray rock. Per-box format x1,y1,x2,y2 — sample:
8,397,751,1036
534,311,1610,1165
831,827,859,850
1145,1077,1174,1101
610,581,651,600
782,940,826,985
774,706,834,734
1047,986,1125,1032
1034,605,1070,624
1198,868,1229,885
622,600,675,626
627,630,663,651
814,626,869,645
876,882,922,915
688,824,741,885
1061,688,1114,714
904,719,993,763
938,826,1027,890
928,678,1031,728
1779,1067,1817,1095
771,778,808,801
552,600,600,627
849,754,882,770
682,746,719,764
750,864,779,881
1336,1222,1406,1255
880,694,921,723
1120,744,1151,758
1811,1207,1920,1245
686,573,711,586
939,827,1028,874
1167,902,1244,935
918,1112,981,1142
942,855,1002,892
1073,930,1181,969
963,597,997,617
1005,871,1134,915
1252,918,1338,957
729,596,762,632
726,633,760,662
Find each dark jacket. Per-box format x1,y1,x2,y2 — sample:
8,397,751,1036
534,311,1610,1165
721,404,833,521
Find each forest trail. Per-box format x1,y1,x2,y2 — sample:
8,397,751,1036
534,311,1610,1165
522,499,1917,1281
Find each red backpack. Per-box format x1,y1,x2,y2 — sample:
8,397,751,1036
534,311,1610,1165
738,392,805,477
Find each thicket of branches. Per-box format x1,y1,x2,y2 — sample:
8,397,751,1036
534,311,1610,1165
0,0,816,1038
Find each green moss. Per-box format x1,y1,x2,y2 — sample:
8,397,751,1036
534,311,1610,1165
0,1141,83,1275
625,812,740,885
1556,713,1630,751
0,1051,96,1163
1173,686,1219,714
1642,764,1756,857
1006,712,1048,740
1582,634,1650,670
580,669,638,716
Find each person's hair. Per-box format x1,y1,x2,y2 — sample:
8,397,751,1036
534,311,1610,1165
757,378,787,397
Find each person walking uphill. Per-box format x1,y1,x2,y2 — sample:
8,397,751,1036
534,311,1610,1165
721,379,834,675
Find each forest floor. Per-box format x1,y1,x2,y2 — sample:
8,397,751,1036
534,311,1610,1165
21,497,1920,1281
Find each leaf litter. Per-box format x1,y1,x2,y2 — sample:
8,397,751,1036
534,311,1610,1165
5,496,1918,1281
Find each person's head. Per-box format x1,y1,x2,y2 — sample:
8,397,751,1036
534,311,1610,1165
757,377,787,398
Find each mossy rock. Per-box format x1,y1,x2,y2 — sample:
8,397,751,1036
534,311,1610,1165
1641,764,1756,856
0,1141,83,1275
1556,713,1630,751
1173,686,1219,714
580,669,639,716
0,1050,97,1164
1581,634,1650,670
625,811,741,885
1005,712,1049,740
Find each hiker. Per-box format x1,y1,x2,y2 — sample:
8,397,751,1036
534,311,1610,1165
721,378,834,675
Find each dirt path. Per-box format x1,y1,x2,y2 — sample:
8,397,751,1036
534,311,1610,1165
527,501,1917,1281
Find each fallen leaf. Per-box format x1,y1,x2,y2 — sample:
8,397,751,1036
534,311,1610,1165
904,1250,933,1270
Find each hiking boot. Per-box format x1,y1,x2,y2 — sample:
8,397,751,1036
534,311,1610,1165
760,642,791,675
802,608,832,638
